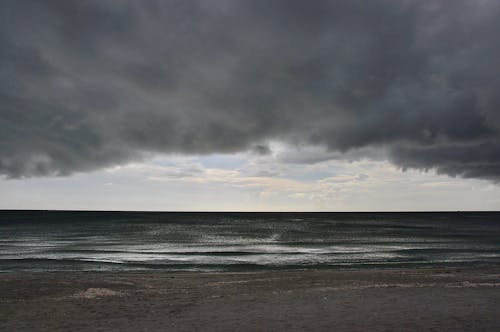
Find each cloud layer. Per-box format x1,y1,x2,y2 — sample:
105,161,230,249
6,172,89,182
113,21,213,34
1,0,499,180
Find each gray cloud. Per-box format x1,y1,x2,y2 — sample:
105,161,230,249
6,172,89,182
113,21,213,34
1,0,499,181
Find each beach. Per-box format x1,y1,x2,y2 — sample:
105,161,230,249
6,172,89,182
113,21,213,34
1,266,499,331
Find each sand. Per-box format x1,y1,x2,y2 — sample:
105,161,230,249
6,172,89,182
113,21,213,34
1,267,499,331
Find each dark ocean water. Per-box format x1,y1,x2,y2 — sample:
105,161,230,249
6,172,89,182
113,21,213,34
0,211,499,272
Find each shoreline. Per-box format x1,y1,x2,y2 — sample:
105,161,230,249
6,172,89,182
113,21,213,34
2,262,499,275
1,266,499,331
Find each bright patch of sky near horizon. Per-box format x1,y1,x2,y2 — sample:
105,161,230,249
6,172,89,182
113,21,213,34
1,143,499,211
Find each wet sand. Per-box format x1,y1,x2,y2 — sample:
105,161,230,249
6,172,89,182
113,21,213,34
1,267,499,331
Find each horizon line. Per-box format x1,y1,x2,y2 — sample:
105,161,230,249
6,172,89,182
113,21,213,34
1,209,499,213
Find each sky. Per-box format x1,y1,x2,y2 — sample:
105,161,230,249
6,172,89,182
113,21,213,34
1,0,500,211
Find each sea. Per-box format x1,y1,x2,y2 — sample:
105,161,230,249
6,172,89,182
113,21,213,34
0,211,499,272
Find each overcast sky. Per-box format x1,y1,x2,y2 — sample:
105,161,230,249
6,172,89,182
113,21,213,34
1,1,499,211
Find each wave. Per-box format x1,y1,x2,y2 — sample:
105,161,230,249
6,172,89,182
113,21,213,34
2,256,499,274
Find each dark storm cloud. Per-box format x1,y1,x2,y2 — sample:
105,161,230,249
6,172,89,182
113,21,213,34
1,0,499,180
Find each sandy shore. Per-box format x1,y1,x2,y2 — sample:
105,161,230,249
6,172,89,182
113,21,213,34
1,267,499,331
